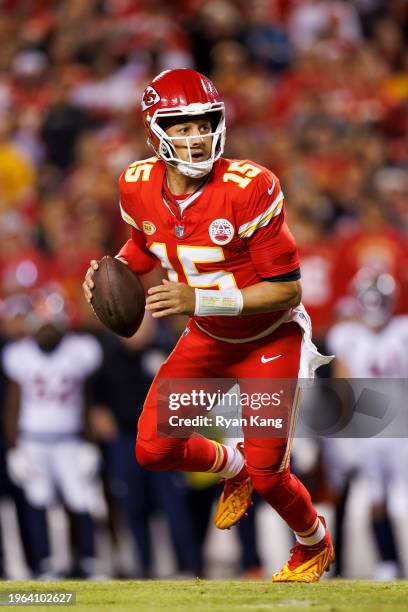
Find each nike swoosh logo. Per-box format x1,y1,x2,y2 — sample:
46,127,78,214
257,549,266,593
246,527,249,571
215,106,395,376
267,180,276,196
261,354,282,364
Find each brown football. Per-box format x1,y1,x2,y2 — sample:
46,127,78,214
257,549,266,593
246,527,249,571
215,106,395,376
90,256,145,337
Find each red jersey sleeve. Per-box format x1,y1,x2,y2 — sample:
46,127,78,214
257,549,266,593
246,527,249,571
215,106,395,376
236,170,300,279
117,228,158,275
116,172,158,275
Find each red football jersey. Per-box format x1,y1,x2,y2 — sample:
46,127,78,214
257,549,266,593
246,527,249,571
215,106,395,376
117,156,299,340
333,227,408,315
298,241,338,337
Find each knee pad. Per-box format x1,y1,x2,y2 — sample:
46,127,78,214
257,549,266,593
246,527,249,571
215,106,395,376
244,438,288,471
248,466,291,494
249,467,304,507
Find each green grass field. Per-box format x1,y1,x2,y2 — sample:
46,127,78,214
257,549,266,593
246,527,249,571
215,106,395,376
1,580,408,612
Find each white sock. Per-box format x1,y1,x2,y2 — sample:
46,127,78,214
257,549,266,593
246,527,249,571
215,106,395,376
295,517,326,546
375,561,399,581
216,445,245,479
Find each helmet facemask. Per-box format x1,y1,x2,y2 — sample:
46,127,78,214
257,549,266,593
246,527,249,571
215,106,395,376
146,103,226,178
354,270,397,329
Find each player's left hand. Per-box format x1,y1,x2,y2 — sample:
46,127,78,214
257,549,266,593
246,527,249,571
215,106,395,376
145,279,195,318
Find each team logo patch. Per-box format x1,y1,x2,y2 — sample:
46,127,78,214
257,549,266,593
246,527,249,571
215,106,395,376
142,220,156,235
209,218,235,245
141,86,161,111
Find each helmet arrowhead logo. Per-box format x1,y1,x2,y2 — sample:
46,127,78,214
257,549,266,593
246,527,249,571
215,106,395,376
142,86,161,111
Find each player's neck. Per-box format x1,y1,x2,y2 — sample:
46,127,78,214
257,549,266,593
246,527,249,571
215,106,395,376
165,165,206,196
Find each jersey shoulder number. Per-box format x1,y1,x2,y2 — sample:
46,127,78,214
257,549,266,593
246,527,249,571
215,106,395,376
220,160,283,239
122,156,159,184
218,158,272,191
119,157,161,230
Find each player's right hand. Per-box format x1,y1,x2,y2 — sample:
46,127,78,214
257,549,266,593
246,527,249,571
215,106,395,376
82,260,99,303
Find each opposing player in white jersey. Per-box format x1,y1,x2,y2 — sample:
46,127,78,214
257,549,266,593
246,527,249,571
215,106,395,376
2,288,103,578
326,269,408,579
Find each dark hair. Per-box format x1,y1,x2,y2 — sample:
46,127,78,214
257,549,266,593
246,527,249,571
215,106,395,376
158,112,221,131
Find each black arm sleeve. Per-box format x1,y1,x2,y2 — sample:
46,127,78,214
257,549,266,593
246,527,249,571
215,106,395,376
262,267,301,282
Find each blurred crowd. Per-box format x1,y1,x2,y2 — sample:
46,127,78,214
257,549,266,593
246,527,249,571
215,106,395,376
0,0,407,580
0,0,407,332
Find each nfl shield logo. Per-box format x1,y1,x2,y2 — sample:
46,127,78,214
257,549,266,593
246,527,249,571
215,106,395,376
175,225,185,238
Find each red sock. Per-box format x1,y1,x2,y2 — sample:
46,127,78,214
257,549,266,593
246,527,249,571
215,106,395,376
250,468,317,533
178,435,229,472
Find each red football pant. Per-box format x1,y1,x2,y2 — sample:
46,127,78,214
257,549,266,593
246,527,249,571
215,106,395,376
136,320,317,533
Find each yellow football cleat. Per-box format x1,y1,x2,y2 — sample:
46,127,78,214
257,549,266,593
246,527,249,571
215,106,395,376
213,476,253,530
272,517,334,583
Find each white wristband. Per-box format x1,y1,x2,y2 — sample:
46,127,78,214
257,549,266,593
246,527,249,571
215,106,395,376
194,289,243,316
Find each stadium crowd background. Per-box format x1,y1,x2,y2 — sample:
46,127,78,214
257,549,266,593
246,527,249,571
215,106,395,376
0,0,407,580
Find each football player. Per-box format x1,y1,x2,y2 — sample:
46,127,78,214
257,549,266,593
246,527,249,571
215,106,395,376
326,270,408,579
2,288,103,578
83,69,334,582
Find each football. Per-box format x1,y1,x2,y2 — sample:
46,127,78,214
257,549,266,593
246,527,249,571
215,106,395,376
90,256,145,337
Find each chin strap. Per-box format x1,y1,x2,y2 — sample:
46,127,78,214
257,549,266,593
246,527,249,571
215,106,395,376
175,159,214,178
155,138,216,178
